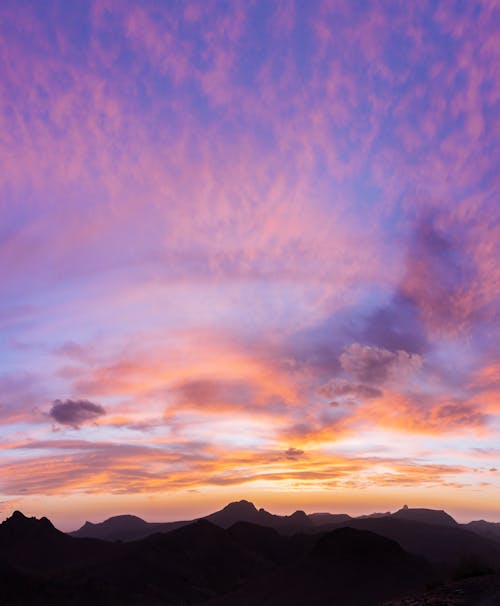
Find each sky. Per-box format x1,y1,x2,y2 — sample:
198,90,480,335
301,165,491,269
0,0,499,531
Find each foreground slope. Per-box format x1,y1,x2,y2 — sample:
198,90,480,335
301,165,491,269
0,511,433,606
2,508,500,606
208,527,433,606
315,516,500,569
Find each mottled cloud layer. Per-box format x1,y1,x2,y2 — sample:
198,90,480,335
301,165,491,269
0,0,498,525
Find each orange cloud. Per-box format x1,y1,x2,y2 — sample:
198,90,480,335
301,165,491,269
1,438,470,499
353,391,489,436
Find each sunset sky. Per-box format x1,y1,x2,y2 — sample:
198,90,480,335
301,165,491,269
1,0,499,531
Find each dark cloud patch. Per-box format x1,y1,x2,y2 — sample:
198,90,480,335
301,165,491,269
49,399,106,428
318,379,382,400
399,213,477,335
328,399,358,408
340,343,422,384
284,447,304,460
434,403,487,428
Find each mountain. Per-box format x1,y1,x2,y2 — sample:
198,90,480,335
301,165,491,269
204,499,265,527
68,501,499,549
2,509,500,606
71,514,148,540
392,505,458,526
88,519,273,604
314,516,500,569
204,500,314,534
380,573,500,606
308,512,352,525
70,514,189,542
208,527,433,606
0,510,117,574
0,510,59,541
71,500,318,542
0,514,274,605
464,520,500,543
227,521,307,565
357,511,391,519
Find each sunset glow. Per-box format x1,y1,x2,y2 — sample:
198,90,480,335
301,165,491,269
1,0,499,530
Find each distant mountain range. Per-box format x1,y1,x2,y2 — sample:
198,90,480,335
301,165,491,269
70,499,500,545
69,499,352,541
1,502,499,605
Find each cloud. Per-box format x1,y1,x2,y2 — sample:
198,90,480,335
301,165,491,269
433,403,487,429
284,447,304,460
340,343,422,384
173,379,256,410
49,399,106,429
0,439,469,496
359,294,430,355
0,371,47,426
354,392,489,435
399,213,479,337
54,341,98,364
317,379,382,400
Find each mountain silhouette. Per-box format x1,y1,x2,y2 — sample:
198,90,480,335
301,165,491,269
1,510,59,540
70,513,189,542
204,499,264,527
2,504,500,605
208,527,433,606
0,510,118,574
71,499,317,541
464,520,500,542
308,511,352,525
392,505,458,526
314,515,500,569
86,519,272,604
203,500,314,534
227,521,305,565
357,511,392,519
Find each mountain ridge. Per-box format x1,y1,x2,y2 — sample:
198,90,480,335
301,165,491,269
66,500,500,543
2,507,500,605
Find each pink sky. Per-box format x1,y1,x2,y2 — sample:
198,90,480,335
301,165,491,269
0,0,498,530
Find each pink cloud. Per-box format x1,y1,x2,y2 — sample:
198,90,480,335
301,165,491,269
340,344,422,384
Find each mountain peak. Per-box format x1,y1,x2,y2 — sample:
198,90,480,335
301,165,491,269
101,514,147,526
11,510,27,520
222,500,258,513
290,510,308,520
1,510,58,538
5,510,37,527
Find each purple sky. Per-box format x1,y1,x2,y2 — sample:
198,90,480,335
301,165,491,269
0,0,499,529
